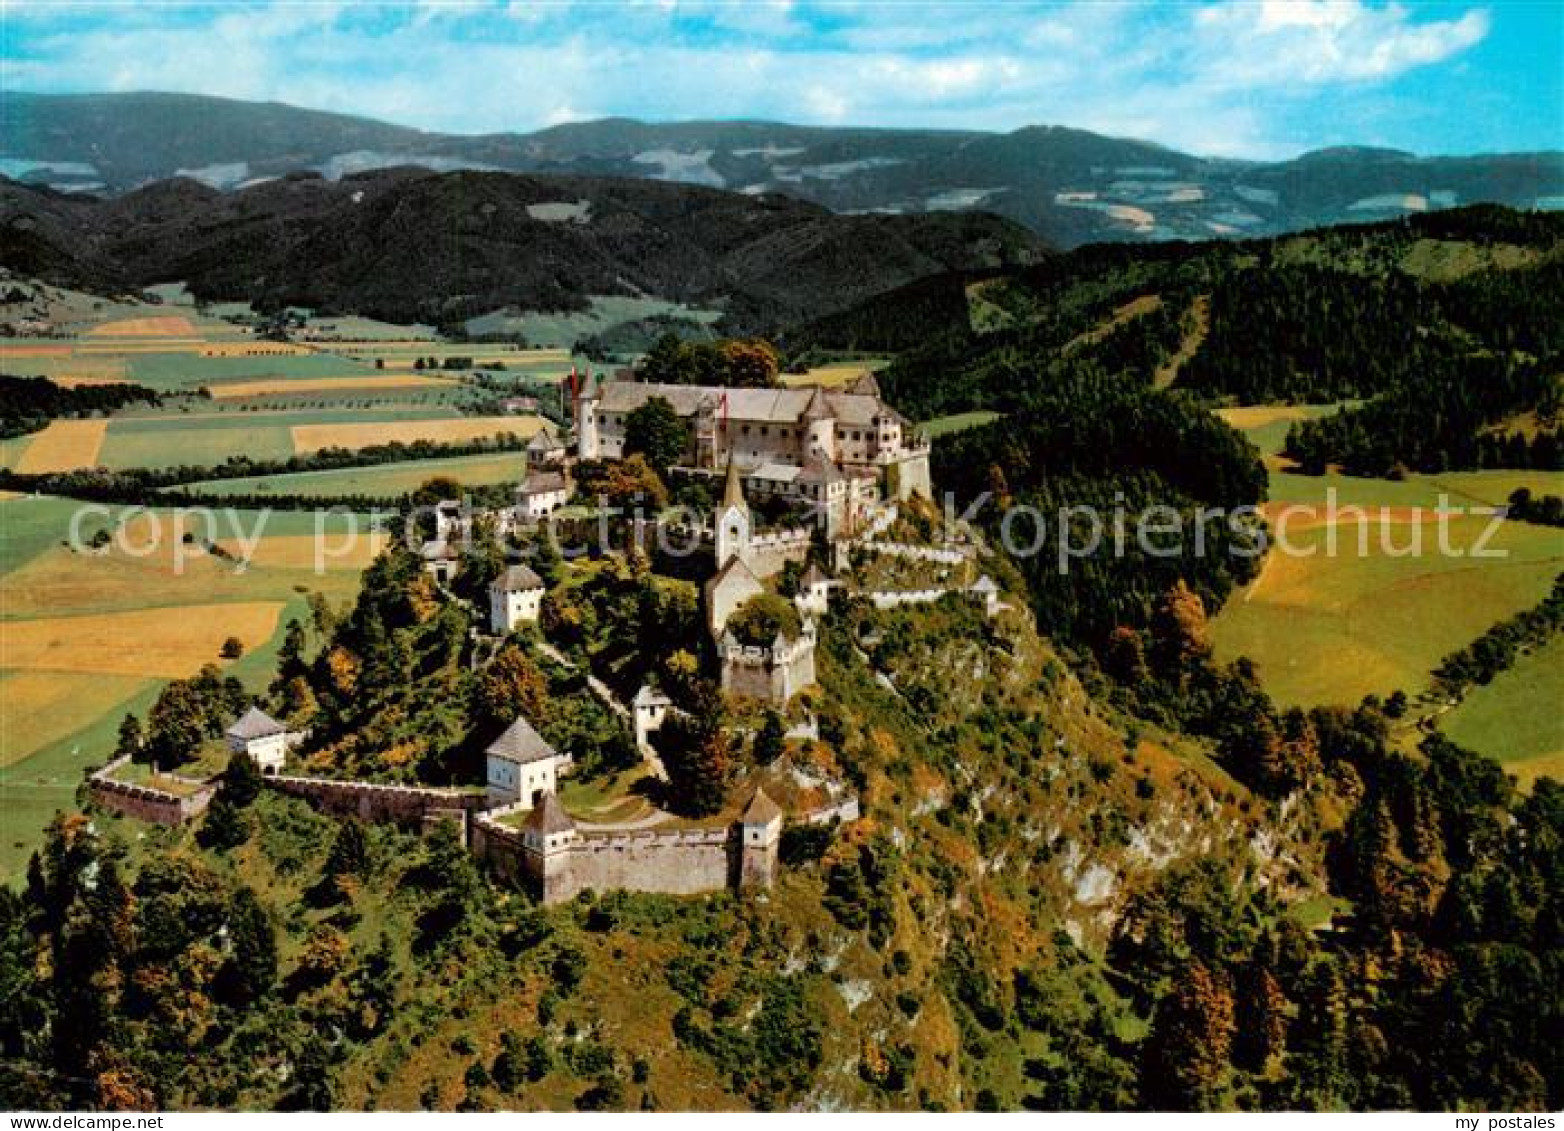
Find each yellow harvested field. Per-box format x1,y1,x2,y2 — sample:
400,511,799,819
199,342,317,357
0,344,72,358
214,532,388,570
1217,405,1328,431
291,416,547,453
53,370,131,388
779,363,884,389
85,315,198,338
0,670,151,768
209,375,456,399
13,419,108,474
0,602,285,679
322,343,569,360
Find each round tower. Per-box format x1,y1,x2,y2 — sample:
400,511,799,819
574,372,601,460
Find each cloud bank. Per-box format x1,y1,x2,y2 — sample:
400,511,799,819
2,0,1551,158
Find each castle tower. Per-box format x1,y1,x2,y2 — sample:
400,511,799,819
521,793,578,903
738,787,783,890
574,372,601,460
694,392,720,469
803,386,835,463
714,457,751,569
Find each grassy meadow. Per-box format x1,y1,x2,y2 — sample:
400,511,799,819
1440,636,1564,788
1210,407,1564,776
0,494,384,884
177,451,527,499
462,294,723,350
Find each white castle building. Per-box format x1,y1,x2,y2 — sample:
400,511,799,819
574,372,931,537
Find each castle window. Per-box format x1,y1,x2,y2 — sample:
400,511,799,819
760,426,769,436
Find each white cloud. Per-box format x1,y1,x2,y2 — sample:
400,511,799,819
2,0,1499,158
1192,0,1490,86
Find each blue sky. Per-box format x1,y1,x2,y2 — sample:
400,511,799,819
2,1,1559,158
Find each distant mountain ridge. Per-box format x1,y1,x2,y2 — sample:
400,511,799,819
5,91,1560,248
0,166,1047,331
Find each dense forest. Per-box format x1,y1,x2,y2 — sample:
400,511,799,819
1,545,1558,1111
0,205,1560,1112
0,373,161,439
1282,356,1561,476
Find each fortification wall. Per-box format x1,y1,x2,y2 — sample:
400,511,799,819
88,756,216,826
470,817,775,904
859,541,970,564
865,586,952,610
267,775,488,826
741,532,810,580
888,452,933,500
720,635,816,704
552,829,735,903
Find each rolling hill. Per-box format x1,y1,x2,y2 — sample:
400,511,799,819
5,91,1561,247
0,167,1047,331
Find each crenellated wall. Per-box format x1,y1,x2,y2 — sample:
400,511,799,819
88,756,217,826
719,629,817,704
266,775,489,827
470,815,774,904
857,541,972,564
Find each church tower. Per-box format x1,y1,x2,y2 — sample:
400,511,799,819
714,457,751,568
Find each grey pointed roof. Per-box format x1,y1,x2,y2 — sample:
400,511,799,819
803,385,832,421
797,456,845,485
226,706,284,740
721,457,746,509
486,716,557,764
520,469,568,495
800,563,830,588
707,553,761,597
527,428,563,451
523,792,576,834
971,574,999,593
847,370,881,397
492,563,544,592
743,787,783,825
633,683,672,707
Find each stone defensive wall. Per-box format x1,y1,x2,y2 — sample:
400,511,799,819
864,586,957,610
88,756,217,826
266,775,489,826
856,540,972,565
470,813,747,903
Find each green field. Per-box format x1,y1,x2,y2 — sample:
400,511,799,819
0,496,379,883
178,451,526,498
921,410,1002,438
96,405,471,468
1440,636,1564,787
464,294,723,350
1210,410,1564,709
124,350,378,388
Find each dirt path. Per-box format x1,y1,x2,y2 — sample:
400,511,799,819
1154,294,1210,389
1064,294,1162,355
